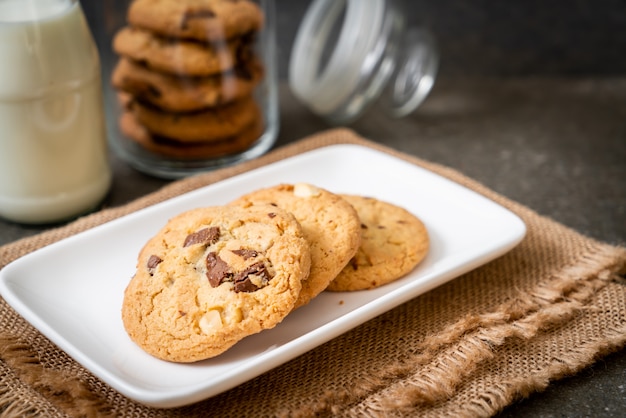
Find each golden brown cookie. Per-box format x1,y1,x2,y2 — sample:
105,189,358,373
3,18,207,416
230,184,361,308
129,95,261,143
326,195,429,291
119,111,263,159
112,57,264,112
122,205,311,362
128,0,264,42
113,26,248,76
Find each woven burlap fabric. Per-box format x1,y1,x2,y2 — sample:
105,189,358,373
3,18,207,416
1,128,625,417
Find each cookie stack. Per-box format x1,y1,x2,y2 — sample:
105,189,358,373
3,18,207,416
122,183,430,362
111,0,265,159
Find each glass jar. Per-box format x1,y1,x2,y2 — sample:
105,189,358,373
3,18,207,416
98,0,278,179
289,0,438,124
0,0,111,224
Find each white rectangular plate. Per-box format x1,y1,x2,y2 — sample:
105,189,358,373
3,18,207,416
0,144,526,408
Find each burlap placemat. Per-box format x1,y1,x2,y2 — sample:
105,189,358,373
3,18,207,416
1,128,625,417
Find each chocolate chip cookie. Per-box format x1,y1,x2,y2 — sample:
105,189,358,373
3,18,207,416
230,184,362,308
112,57,264,112
128,0,264,42
122,205,311,362
327,195,429,291
128,95,261,143
113,26,247,76
119,111,263,159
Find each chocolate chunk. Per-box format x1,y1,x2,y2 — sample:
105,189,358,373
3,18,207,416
235,40,255,64
147,255,163,270
349,257,359,271
233,262,272,293
361,223,368,229
180,9,216,29
231,249,258,260
233,64,253,80
234,277,258,293
184,226,220,247
267,213,276,218
206,252,231,287
147,86,162,98
125,78,162,100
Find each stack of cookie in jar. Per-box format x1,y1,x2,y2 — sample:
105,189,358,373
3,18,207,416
111,0,265,159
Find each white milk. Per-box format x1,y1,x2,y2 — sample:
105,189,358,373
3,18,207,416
0,0,111,224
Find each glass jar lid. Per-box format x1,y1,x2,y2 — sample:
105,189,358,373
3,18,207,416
289,0,438,124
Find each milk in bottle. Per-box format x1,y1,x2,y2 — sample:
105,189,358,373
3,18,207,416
0,0,111,224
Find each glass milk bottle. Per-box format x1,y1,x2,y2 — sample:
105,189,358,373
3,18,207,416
0,0,111,224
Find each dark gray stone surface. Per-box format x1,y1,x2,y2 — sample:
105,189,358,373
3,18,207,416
274,0,626,77
81,0,626,78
